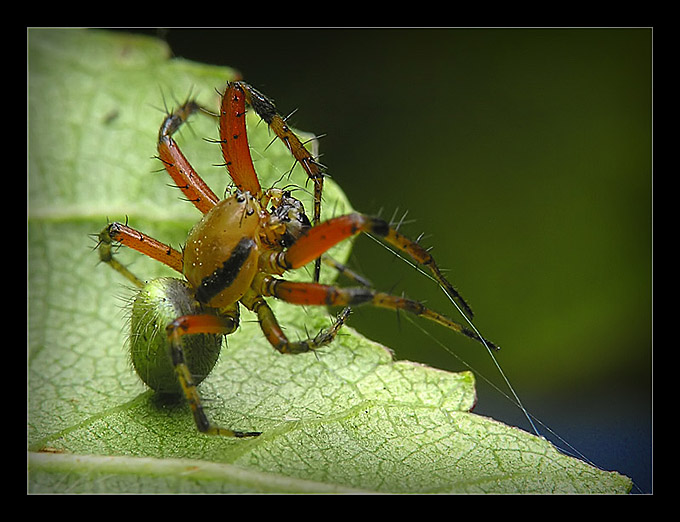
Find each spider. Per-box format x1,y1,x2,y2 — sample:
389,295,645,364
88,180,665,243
96,81,497,438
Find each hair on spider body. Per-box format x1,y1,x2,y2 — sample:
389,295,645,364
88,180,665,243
129,278,224,395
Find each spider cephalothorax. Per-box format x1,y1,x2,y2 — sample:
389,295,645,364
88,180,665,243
97,81,496,437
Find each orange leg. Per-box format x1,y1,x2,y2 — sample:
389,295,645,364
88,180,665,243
157,100,220,214
219,83,263,196
98,222,184,275
271,213,475,320
255,275,497,350
234,81,325,282
166,312,260,437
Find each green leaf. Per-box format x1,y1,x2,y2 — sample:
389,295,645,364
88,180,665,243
28,29,632,494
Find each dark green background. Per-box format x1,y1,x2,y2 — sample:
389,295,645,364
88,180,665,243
119,28,652,492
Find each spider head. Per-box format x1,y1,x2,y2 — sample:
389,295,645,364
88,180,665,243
269,190,312,248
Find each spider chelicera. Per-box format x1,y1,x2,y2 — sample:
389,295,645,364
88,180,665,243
96,81,497,438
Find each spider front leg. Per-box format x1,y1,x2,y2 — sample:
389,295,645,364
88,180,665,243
228,81,326,282
268,213,476,321
235,82,325,216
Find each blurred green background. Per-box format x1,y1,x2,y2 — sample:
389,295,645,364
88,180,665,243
112,28,651,491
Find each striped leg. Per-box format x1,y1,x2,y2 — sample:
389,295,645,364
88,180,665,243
233,81,325,282
269,213,475,320
157,100,220,214
166,312,260,437
97,222,184,276
255,275,498,350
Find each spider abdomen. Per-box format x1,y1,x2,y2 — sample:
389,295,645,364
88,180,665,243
184,193,262,308
130,277,222,395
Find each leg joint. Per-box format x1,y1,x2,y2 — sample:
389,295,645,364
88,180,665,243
366,216,390,237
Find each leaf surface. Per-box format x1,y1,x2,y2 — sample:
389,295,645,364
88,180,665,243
27,29,632,494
